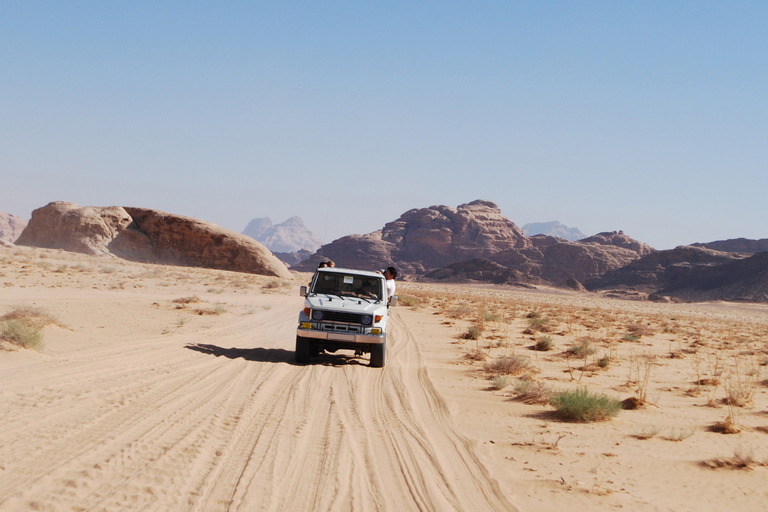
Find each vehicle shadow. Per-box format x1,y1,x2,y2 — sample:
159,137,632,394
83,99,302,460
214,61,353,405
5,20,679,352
185,343,372,367
185,343,296,364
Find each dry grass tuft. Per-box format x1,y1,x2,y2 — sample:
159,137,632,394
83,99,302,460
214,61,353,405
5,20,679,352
513,380,551,405
484,354,531,375
705,447,767,470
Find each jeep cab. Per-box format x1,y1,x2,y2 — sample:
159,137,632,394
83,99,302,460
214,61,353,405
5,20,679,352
296,267,396,367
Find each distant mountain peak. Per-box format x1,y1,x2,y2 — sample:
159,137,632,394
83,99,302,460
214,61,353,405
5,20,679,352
242,216,322,253
522,221,585,242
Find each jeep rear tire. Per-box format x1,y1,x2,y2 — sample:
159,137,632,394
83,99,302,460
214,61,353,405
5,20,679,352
370,343,385,368
295,335,311,364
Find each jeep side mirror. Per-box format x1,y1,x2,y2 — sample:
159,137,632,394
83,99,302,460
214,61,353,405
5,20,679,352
389,296,398,307
299,285,307,296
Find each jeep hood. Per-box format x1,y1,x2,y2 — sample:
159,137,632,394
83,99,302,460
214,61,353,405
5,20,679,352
305,295,387,314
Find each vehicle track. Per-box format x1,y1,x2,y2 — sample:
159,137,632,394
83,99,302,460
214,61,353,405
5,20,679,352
0,302,517,511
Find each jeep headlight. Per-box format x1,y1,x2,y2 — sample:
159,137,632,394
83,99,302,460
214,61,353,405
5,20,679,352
361,315,373,326
312,310,324,321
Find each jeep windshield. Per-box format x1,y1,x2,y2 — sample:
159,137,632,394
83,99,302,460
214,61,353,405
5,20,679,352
311,271,384,302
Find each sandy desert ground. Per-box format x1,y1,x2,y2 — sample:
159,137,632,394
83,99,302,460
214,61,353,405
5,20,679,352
2,245,768,512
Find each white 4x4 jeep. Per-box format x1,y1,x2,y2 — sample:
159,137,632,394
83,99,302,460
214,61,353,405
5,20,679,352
297,267,397,367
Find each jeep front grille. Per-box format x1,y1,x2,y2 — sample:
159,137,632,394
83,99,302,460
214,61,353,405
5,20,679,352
321,311,363,324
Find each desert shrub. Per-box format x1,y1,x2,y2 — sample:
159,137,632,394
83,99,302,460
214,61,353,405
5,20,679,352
622,333,641,342
173,296,202,304
526,310,542,319
627,323,654,337
491,375,512,390
484,310,501,322
262,279,290,291
514,380,551,405
535,335,554,351
1,306,60,328
567,339,596,358
483,355,530,375
597,355,611,368
549,387,622,422
449,303,473,318
1,319,44,351
462,324,483,340
397,294,421,307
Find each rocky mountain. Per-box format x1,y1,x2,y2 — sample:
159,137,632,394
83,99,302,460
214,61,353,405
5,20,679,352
295,200,651,286
242,216,322,254
691,238,768,254
586,245,746,293
522,221,585,241
657,250,768,303
16,202,292,279
294,200,530,274
0,211,27,243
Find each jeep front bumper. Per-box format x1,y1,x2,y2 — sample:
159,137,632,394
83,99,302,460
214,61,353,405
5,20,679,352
297,326,386,344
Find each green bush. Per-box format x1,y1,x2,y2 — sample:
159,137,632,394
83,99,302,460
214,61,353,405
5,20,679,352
491,375,512,390
567,340,596,358
550,387,622,422
1,319,44,351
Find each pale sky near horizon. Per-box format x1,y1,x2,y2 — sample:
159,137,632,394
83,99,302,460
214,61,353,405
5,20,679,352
2,1,766,250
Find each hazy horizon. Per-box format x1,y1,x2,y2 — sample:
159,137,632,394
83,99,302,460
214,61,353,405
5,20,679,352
2,2,766,250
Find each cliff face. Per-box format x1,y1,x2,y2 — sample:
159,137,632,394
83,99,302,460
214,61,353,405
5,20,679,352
586,245,746,292
16,202,292,279
295,200,530,273
295,200,651,284
0,212,28,244
691,238,768,254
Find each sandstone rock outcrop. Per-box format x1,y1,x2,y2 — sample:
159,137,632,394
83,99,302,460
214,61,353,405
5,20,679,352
657,250,768,303
0,212,28,244
296,200,530,274
586,245,745,292
15,203,132,255
242,216,322,253
296,200,651,287
691,238,768,254
16,202,292,279
579,231,654,256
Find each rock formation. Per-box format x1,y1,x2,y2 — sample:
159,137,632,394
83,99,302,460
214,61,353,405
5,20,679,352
15,203,132,256
657,250,768,303
691,238,768,254
586,245,746,293
579,231,654,256
242,216,322,253
522,221,585,241
296,200,530,274
295,200,651,286
0,211,29,244
16,202,292,279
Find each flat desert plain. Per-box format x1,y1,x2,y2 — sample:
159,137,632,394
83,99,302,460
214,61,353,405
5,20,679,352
2,245,768,512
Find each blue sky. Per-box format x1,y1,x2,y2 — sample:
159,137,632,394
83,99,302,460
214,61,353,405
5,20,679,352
2,1,766,249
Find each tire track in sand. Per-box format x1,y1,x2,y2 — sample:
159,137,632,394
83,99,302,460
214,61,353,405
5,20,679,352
0,301,517,511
